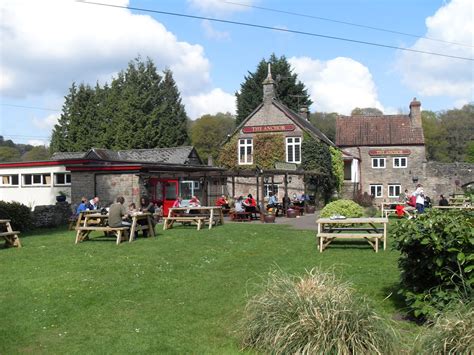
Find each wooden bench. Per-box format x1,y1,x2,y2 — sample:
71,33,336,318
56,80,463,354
163,216,207,230
0,220,21,248
75,226,130,245
230,211,251,222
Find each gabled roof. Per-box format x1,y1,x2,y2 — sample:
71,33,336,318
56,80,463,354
51,146,202,165
336,115,425,147
224,99,335,147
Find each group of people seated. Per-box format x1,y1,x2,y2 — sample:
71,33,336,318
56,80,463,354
75,196,101,215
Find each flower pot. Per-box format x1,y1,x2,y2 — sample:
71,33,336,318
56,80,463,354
305,205,316,214
264,214,276,223
287,209,297,218
56,195,67,202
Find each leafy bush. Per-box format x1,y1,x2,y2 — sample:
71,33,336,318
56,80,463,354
414,301,474,354
241,269,397,354
0,201,33,231
320,199,364,218
365,206,379,217
354,191,374,207
392,210,474,320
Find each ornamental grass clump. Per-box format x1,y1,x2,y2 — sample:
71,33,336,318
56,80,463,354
414,301,474,354
241,269,397,354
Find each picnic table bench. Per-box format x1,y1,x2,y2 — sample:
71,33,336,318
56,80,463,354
230,211,252,222
75,212,155,245
316,217,388,253
164,207,224,230
0,219,21,248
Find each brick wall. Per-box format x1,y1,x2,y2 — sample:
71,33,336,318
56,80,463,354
71,172,95,207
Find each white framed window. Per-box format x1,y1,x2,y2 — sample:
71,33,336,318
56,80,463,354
388,184,401,198
238,138,253,165
263,184,279,198
54,173,71,186
370,184,383,198
23,173,51,186
393,157,407,168
286,137,301,163
0,175,19,186
371,158,386,169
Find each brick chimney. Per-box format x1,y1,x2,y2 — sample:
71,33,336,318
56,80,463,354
262,63,275,104
409,97,422,127
299,106,309,121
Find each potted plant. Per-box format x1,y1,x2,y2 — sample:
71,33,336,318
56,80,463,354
264,209,276,223
56,190,68,202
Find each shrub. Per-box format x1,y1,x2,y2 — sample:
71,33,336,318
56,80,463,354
392,209,474,320
0,201,33,231
353,191,374,207
414,301,474,354
365,206,379,217
241,269,397,354
320,199,364,218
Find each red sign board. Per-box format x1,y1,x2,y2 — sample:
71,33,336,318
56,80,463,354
368,149,411,156
242,124,296,133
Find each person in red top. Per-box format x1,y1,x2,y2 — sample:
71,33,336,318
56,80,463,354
172,196,182,208
243,194,257,213
216,195,230,209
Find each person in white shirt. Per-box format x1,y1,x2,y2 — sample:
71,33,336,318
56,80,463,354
234,196,245,213
413,184,425,214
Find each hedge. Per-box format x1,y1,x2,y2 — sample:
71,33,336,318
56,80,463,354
0,201,33,231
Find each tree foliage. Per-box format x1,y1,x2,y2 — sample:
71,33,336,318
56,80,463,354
309,112,337,142
301,135,336,202
190,112,235,162
423,104,474,162
21,146,50,161
235,54,312,125
50,57,189,153
351,107,383,116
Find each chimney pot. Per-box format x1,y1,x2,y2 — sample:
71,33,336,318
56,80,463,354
409,97,422,127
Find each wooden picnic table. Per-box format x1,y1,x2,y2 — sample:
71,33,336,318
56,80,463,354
0,219,21,248
163,206,224,231
75,212,155,245
316,217,388,253
380,202,415,218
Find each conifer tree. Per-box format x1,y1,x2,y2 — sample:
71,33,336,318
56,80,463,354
235,54,312,124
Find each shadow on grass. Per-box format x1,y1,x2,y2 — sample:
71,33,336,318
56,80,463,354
382,282,420,323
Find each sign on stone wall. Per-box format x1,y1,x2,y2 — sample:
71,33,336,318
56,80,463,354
274,162,297,171
368,149,411,156
242,124,295,133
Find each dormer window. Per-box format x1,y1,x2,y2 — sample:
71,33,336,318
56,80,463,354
238,138,253,165
286,137,301,163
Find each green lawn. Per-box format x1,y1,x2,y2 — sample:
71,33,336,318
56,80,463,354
1,223,420,354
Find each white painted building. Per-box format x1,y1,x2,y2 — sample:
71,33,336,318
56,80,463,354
0,161,72,209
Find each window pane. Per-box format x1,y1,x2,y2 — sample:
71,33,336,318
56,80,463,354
380,159,385,167
33,175,41,184
287,137,293,144
44,174,51,185
66,174,71,184
56,173,65,184
247,139,251,144
295,144,301,162
2,176,9,184
287,145,293,162
24,175,32,185
11,175,18,185
294,137,300,143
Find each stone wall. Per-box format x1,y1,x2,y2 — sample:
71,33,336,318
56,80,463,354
32,202,71,228
422,161,474,198
71,172,95,207
96,173,140,207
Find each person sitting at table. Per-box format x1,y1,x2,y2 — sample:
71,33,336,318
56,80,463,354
172,196,182,208
189,195,201,207
234,196,245,213
439,194,449,206
140,196,155,214
266,191,280,216
216,195,230,209
76,196,88,215
128,202,137,213
108,196,131,228
243,194,257,213
87,196,100,210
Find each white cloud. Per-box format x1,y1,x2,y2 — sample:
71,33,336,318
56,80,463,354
0,0,211,97
187,0,254,16
184,88,236,119
33,113,59,130
201,20,230,41
27,139,49,147
396,0,473,102
289,56,384,114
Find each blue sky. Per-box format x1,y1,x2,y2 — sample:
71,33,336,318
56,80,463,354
0,0,472,146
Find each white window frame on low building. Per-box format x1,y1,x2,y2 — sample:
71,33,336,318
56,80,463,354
0,174,19,186
23,173,51,186
286,137,301,164
388,184,401,198
54,172,71,186
371,158,386,169
370,184,383,198
238,138,253,165
393,157,407,168
263,183,279,198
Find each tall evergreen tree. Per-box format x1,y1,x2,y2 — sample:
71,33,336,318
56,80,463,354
50,57,189,152
235,54,312,124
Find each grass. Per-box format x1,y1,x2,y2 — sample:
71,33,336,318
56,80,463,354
0,223,421,353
